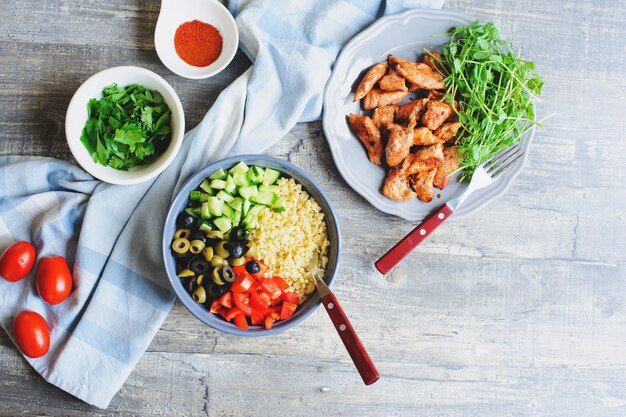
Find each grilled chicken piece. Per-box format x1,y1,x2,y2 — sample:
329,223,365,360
400,142,444,175
347,114,383,166
423,50,444,74
387,54,414,68
413,127,441,145
363,89,408,110
371,105,397,129
378,69,407,92
434,122,461,143
409,169,436,202
426,90,445,100
354,61,387,101
395,98,428,129
385,124,412,168
383,168,417,201
433,147,460,189
395,62,445,90
421,100,452,130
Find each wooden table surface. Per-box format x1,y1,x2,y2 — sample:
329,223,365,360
1,1,625,416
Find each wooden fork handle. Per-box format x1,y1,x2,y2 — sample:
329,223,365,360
375,203,453,275
321,292,380,385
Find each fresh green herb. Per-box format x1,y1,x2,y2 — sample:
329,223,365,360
79,84,171,170
436,21,544,180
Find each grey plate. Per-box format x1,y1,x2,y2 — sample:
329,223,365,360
322,9,534,221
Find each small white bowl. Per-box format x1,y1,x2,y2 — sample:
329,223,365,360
154,0,239,79
65,66,185,185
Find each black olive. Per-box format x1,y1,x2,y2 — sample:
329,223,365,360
230,226,247,242
189,232,207,244
245,260,260,274
177,213,196,229
226,242,244,259
188,256,210,275
206,282,228,300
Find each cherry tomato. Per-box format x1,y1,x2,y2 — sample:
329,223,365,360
250,309,264,325
36,256,72,305
0,241,36,282
259,278,282,301
250,291,270,315
217,291,233,309
224,307,244,322
271,276,290,292
13,311,50,358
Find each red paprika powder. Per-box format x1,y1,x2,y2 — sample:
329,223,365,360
174,20,223,67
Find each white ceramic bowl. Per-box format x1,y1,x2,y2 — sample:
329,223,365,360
65,66,185,185
154,0,239,79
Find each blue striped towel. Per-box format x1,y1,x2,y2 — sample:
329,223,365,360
0,0,443,408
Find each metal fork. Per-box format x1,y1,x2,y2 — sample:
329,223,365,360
308,252,380,385
375,145,524,275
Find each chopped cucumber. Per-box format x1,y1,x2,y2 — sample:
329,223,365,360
221,203,234,219
207,196,224,217
213,217,232,233
210,179,226,190
216,190,235,203
263,168,280,185
181,163,286,237
198,219,212,232
201,202,211,219
209,168,227,180
189,190,201,201
271,196,287,212
259,184,280,193
228,197,243,212
254,190,276,206
238,185,258,201
232,172,250,187
199,179,213,195
229,161,249,176
184,207,198,218
247,166,264,184
242,199,252,216
225,175,236,194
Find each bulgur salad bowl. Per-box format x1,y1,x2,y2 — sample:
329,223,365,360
162,155,341,336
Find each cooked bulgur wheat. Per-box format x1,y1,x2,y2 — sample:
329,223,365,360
249,178,330,301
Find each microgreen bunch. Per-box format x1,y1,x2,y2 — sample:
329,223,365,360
437,21,544,181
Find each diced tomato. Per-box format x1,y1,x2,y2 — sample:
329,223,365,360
272,276,290,292
264,312,279,330
218,307,230,320
217,291,233,309
232,263,247,276
280,301,298,320
231,275,254,293
234,314,249,330
281,291,299,305
209,300,222,314
250,309,264,325
224,307,244,321
250,291,270,315
260,278,282,301
233,292,252,316
266,306,281,317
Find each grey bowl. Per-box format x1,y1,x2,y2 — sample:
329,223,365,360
162,155,341,336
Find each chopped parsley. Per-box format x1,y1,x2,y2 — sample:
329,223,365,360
79,84,172,170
